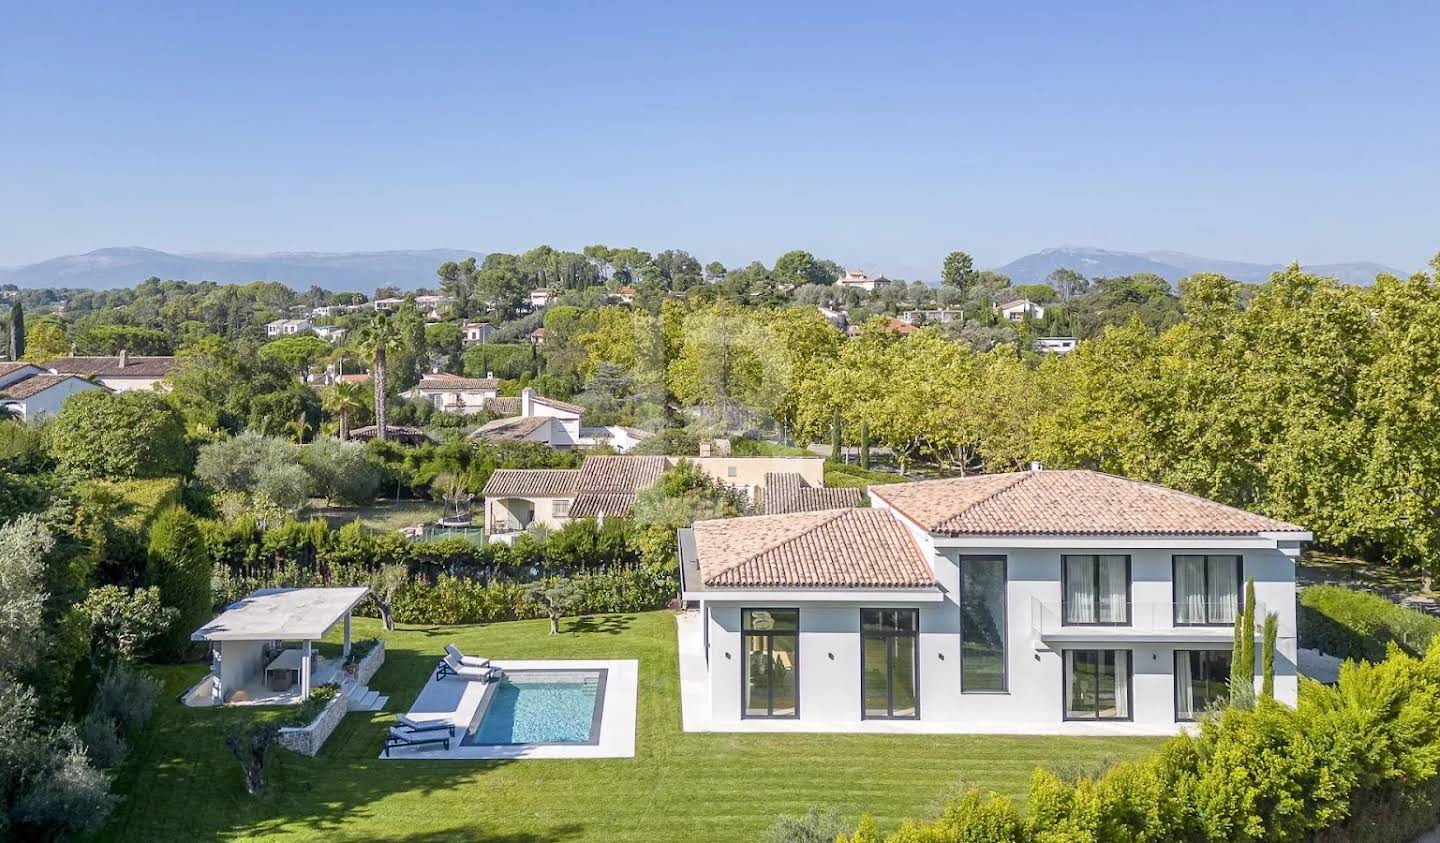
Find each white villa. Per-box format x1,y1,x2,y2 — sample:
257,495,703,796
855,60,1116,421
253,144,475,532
45,352,176,392
462,322,493,346
837,271,891,293
1036,336,1079,355
676,467,1306,733
266,318,315,337
401,373,500,414
469,387,651,453
482,454,834,537
997,298,1046,321
0,362,107,421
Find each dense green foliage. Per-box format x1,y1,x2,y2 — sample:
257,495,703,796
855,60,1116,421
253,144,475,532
1299,585,1440,662
145,506,212,660
46,390,190,479
840,644,1440,842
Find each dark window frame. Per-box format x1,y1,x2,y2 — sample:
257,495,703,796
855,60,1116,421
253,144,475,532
1061,648,1134,722
1171,555,1245,627
859,608,920,720
958,555,1009,694
1060,554,1132,626
1174,649,1232,722
741,608,800,720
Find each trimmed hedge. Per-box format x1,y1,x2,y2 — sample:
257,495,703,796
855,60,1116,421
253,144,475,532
839,645,1440,843
1299,584,1440,662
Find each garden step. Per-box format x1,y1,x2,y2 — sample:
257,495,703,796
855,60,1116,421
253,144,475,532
368,694,389,711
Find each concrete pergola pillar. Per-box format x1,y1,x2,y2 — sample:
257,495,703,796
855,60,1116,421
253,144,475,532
342,611,352,658
300,639,312,701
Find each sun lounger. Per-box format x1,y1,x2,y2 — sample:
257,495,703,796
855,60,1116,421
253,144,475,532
384,726,450,756
396,714,455,736
444,644,490,668
434,652,502,682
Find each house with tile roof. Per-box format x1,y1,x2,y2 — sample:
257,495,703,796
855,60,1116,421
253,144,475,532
480,454,828,538
675,465,1308,733
45,352,176,392
401,373,500,414
0,362,108,420
469,387,651,453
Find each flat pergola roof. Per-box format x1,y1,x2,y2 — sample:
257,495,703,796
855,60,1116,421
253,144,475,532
191,587,370,642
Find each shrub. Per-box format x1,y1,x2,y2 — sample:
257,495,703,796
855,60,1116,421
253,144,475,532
302,437,381,504
146,505,213,660
1299,584,1440,661
282,683,340,728
196,432,310,512
77,712,127,768
763,807,845,843
92,666,162,734
80,585,178,666
46,389,189,479
12,733,116,837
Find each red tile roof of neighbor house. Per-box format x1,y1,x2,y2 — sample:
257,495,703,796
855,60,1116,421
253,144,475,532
693,508,934,589
335,373,371,384
569,492,643,519
46,355,176,378
417,373,499,390
868,469,1308,536
762,472,863,515
482,468,580,497
0,373,92,400
531,394,585,414
471,416,552,442
576,455,668,493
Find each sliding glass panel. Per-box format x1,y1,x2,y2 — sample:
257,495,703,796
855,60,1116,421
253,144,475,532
1065,650,1130,720
1097,555,1129,623
862,635,890,717
961,557,1007,692
891,636,917,717
1207,557,1239,624
744,635,770,717
1065,650,1098,719
1176,650,1231,720
1174,555,1206,623
1063,556,1096,624
769,634,797,716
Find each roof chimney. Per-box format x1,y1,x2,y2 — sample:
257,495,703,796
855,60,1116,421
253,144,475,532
486,371,494,379
698,441,712,457
1029,461,1044,473
117,350,128,369
521,387,535,417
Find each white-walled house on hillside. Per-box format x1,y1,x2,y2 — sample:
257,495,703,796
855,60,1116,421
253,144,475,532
470,388,653,454
0,362,107,420
676,467,1307,734
401,373,500,414
45,353,176,391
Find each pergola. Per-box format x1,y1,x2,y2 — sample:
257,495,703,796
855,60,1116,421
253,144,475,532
191,587,370,702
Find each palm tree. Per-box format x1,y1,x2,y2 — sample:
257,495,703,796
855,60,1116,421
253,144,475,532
285,413,311,444
355,313,403,442
322,380,366,441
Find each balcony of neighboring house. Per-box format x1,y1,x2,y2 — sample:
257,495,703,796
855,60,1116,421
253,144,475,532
1029,598,1264,648
486,498,537,536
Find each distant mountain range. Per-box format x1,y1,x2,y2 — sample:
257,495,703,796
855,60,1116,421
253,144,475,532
0,246,487,291
0,244,1409,292
991,247,1404,286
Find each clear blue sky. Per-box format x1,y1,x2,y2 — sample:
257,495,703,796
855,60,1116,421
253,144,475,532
2,2,1437,276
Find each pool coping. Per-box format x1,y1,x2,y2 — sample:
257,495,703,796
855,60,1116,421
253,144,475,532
462,668,609,747
381,658,638,760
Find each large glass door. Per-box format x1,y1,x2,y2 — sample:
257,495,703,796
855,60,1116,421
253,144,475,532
743,609,798,718
861,609,918,719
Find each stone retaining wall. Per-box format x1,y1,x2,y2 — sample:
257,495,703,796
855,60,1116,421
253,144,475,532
353,638,386,685
277,689,347,757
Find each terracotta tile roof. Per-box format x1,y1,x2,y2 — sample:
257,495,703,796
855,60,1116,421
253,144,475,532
693,508,934,588
417,373,499,390
0,373,94,400
869,469,1308,536
470,416,551,442
0,362,37,377
762,472,863,515
576,455,668,493
336,373,371,384
482,469,580,498
46,356,175,378
569,493,640,519
349,424,432,443
531,394,584,414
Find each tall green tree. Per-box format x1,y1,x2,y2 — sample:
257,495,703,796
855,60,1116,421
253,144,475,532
7,302,23,361
941,251,976,292
322,380,367,441
145,506,211,661
354,313,403,441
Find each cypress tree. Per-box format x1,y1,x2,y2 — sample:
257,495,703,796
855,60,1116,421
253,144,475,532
146,505,213,661
1229,577,1257,708
7,302,22,361
1261,611,1278,700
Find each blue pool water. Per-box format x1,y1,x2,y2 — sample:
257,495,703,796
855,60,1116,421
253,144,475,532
465,670,605,745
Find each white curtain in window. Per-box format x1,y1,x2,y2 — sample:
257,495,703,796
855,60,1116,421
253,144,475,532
1113,652,1130,718
1098,555,1128,623
1175,555,1206,623
1065,557,1095,623
1175,653,1194,720
1208,557,1239,623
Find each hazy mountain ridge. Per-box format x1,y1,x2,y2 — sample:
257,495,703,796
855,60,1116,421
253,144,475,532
993,246,1404,286
0,246,487,291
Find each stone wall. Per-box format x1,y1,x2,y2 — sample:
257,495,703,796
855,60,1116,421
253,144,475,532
277,689,348,757
353,638,386,685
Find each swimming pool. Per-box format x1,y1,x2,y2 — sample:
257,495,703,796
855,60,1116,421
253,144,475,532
463,669,607,746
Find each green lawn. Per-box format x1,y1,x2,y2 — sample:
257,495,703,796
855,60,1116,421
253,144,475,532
308,499,445,533
98,612,1162,842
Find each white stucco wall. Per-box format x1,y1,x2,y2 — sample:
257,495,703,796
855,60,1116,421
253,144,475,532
486,495,571,532
216,640,268,701
688,457,826,500
9,378,105,420
98,375,167,392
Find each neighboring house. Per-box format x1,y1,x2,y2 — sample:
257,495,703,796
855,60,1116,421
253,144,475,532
997,298,1046,321
836,271,891,293
471,387,652,453
314,325,348,344
528,289,556,308
483,454,828,536
348,424,432,445
529,327,547,345
816,306,847,330
0,363,107,420
414,294,453,319
899,308,964,326
266,318,314,337
760,472,862,515
402,373,501,414
45,352,176,392
1036,337,1079,355
462,322,492,346
677,467,1306,732
612,287,637,305
372,297,405,311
